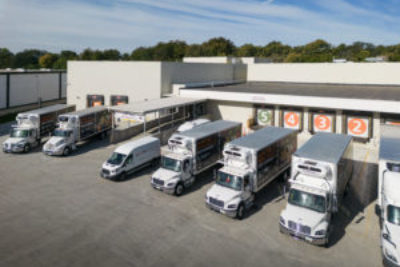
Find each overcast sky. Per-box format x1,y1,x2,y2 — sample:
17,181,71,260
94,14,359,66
1,0,400,53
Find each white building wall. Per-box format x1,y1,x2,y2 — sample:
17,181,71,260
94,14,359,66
9,73,59,106
161,62,246,96
61,73,67,98
67,61,162,110
0,75,6,109
248,63,400,85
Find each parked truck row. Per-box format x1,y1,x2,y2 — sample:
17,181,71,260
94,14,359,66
3,104,398,265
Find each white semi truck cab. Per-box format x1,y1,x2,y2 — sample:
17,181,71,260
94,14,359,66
151,120,242,196
280,133,353,246
43,106,111,156
206,127,297,219
379,126,400,266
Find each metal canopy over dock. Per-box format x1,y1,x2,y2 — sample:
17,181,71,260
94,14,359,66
110,96,206,115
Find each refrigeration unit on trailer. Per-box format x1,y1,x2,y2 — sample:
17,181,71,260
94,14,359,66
280,132,353,246
205,126,297,219
2,104,75,153
151,120,242,196
176,118,210,133
101,136,161,180
43,106,112,156
378,125,400,267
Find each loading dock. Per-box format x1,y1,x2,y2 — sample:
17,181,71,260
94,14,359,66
109,96,207,144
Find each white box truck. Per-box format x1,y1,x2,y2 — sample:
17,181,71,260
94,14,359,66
3,104,75,153
378,125,400,266
101,136,161,180
43,106,112,156
176,118,210,133
151,120,242,196
205,126,297,219
280,133,353,246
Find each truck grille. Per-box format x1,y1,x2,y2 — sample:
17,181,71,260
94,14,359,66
153,178,164,186
288,221,311,235
209,197,224,208
102,169,110,175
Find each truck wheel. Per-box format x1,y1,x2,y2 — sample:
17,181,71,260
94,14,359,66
24,144,31,153
236,204,245,220
63,147,70,156
119,172,126,181
175,183,184,196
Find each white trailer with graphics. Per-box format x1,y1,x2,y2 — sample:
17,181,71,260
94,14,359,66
205,126,297,219
151,120,242,196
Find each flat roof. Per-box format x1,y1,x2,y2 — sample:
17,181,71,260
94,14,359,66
182,82,400,101
63,106,108,117
294,132,352,164
178,120,240,139
19,104,74,116
229,126,294,152
110,97,206,115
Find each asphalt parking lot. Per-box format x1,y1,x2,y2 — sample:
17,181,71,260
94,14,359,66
0,124,382,267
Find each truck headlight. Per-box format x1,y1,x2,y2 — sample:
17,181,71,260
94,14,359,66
279,216,285,225
227,204,237,209
315,229,326,236
167,182,176,187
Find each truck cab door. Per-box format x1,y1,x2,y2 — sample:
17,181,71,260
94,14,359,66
243,175,252,203
30,129,37,144
124,154,134,173
182,159,192,181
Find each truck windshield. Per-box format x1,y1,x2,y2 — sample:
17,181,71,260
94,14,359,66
161,157,181,172
107,152,126,165
216,171,242,191
53,129,70,137
288,189,326,213
388,205,400,225
10,129,29,138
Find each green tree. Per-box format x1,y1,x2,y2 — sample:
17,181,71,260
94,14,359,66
0,48,14,68
39,53,59,69
131,47,154,60
185,44,203,57
53,50,78,69
13,49,47,69
236,44,259,57
103,49,121,60
259,41,291,62
201,37,236,56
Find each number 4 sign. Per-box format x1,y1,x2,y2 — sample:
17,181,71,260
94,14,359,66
283,111,301,130
313,114,334,133
347,116,369,138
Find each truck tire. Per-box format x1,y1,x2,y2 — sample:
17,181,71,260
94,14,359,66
236,204,245,220
175,183,184,196
119,172,126,181
24,144,31,153
63,147,70,156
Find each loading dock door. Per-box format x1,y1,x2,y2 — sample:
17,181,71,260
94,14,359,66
87,95,104,107
111,95,129,106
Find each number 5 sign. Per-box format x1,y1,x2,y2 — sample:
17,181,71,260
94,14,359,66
283,111,302,130
347,116,370,138
313,114,334,133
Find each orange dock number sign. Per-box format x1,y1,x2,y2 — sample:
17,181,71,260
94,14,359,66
348,118,367,135
284,112,300,129
314,115,331,131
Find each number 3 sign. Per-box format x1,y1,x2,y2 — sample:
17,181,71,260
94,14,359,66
283,111,301,130
347,116,369,138
313,114,334,133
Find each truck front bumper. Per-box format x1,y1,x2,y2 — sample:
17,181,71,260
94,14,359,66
100,169,119,179
151,182,175,194
43,149,63,156
280,223,327,246
205,202,237,218
3,146,24,153
382,251,400,267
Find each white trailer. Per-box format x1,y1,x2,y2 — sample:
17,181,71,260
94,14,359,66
43,106,112,156
205,126,297,219
378,125,400,266
101,136,161,180
151,120,242,196
280,133,353,246
2,104,75,153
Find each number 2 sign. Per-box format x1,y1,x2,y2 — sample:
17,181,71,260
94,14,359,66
347,116,369,138
283,111,301,130
313,114,334,133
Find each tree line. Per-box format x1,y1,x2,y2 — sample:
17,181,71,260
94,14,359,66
1,37,400,70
